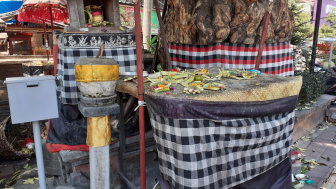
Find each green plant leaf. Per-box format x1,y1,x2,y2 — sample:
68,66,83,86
151,36,157,43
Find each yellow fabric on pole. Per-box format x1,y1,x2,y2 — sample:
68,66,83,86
75,65,119,82
86,116,111,147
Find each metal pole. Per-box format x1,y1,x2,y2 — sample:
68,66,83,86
311,0,323,73
117,92,126,189
43,19,50,60
329,42,334,70
134,1,146,189
32,121,46,189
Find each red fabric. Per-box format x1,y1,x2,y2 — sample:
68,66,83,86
21,137,34,147
46,140,121,153
46,118,121,153
16,33,33,36
46,143,90,153
168,42,294,77
17,0,68,24
91,11,102,16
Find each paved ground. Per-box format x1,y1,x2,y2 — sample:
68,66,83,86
293,121,336,189
321,168,336,189
2,122,336,188
0,157,55,188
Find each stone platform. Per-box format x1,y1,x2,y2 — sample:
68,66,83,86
293,94,336,142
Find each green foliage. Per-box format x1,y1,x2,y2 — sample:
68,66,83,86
319,10,336,38
319,23,336,38
146,36,157,54
289,0,314,45
295,70,327,104
325,9,336,26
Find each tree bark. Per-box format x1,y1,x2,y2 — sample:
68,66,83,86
157,0,294,70
163,0,294,45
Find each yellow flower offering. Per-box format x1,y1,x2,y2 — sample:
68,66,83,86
158,84,167,89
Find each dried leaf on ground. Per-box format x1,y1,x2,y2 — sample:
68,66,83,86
23,164,30,169
298,148,307,152
0,178,6,185
23,178,35,184
10,170,21,182
303,159,320,166
293,182,304,189
309,129,316,134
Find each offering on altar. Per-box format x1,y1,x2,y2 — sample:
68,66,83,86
84,5,113,27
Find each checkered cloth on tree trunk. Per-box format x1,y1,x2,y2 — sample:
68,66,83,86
56,47,136,105
169,42,294,77
149,111,294,189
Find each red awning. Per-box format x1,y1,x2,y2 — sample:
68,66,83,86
17,0,68,24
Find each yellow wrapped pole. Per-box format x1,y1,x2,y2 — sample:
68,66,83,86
75,56,119,189
86,116,111,147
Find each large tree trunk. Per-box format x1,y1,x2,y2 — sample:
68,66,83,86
157,0,294,69
164,0,294,45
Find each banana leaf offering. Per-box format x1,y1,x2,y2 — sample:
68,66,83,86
150,81,171,93
221,69,260,80
183,82,204,94
203,82,225,90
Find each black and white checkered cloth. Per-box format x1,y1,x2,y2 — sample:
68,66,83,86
56,46,136,104
149,111,294,189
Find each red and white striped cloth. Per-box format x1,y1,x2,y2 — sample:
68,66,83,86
169,42,294,76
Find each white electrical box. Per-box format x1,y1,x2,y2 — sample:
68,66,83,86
5,76,59,124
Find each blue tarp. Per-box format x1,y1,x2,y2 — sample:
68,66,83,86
0,0,23,24
0,0,23,14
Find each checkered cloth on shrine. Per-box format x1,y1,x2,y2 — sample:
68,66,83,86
56,47,136,104
169,42,294,77
149,111,294,189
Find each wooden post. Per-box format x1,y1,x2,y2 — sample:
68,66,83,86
49,6,54,31
67,0,86,28
143,0,152,50
53,31,59,75
103,0,121,26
